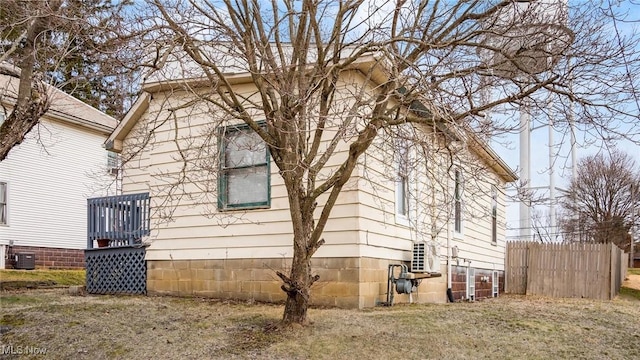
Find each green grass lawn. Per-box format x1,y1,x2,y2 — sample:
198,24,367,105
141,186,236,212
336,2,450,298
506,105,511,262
619,286,640,300
628,267,640,276
0,269,85,286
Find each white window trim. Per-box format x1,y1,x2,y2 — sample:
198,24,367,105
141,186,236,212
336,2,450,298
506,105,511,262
0,181,8,227
453,168,464,238
394,140,411,227
467,267,475,301
395,175,410,226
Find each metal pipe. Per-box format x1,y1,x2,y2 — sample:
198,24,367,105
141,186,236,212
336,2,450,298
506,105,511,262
548,95,556,241
631,184,636,268
447,212,452,290
568,57,577,182
519,101,531,241
570,108,577,180
447,172,453,301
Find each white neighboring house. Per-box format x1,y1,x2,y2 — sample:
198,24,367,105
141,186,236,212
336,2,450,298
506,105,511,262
0,67,118,269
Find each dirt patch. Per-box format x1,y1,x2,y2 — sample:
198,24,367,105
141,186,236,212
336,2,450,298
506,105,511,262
623,274,640,291
0,280,57,291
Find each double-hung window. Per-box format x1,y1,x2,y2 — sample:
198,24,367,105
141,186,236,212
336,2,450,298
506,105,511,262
107,151,119,168
218,124,270,210
395,140,410,221
491,186,498,245
0,182,7,225
107,151,119,176
454,169,463,234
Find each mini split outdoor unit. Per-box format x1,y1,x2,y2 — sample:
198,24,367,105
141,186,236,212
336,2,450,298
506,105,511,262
411,242,438,273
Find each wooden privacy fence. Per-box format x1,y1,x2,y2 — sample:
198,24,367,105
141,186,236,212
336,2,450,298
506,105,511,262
505,241,628,300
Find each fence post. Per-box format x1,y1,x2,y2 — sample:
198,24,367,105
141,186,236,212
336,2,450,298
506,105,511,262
87,200,92,249
609,243,614,300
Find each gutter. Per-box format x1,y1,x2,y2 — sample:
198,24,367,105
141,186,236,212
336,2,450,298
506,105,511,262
47,109,115,134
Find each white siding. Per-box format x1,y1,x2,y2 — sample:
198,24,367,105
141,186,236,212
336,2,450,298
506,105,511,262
0,118,114,249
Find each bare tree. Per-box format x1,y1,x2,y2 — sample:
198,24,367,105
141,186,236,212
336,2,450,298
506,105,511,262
531,209,556,243
0,0,61,161
0,0,136,161
130,0,640,325
560,150,640,250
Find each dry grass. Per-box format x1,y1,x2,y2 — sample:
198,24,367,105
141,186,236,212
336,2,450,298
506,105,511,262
1,289,639,359
0,270,85,286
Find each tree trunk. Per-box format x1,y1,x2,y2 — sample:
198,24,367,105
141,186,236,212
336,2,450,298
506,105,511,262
282,240,313,325
280,205,317,325
0,0,61,162
278,175,319,325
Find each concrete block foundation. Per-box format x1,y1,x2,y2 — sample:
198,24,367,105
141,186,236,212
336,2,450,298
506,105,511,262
147,258,502,308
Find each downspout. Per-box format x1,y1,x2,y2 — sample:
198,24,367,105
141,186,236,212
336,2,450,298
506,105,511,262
447,213,454,302
445,161,454,303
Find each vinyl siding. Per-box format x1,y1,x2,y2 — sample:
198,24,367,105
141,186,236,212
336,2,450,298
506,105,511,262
122,80,363,261
0,117,114,249
121,70,511,267
354,128,509,270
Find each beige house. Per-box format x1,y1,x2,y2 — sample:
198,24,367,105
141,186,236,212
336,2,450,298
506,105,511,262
104,54,517,308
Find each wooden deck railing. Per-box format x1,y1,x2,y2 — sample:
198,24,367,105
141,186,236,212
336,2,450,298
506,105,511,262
87,193,150,249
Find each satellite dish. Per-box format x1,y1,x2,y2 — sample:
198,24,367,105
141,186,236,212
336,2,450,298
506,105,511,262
479,0,574,77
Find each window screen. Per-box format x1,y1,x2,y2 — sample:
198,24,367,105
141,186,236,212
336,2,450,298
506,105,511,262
219,125,270,209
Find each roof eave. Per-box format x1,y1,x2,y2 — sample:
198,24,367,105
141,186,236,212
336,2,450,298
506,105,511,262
105,92,151,153
49,110,115,134
467,134,519,183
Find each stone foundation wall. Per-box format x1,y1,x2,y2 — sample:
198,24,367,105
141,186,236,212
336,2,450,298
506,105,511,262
5,245,85,269
450,265,504,301
147,257,448,308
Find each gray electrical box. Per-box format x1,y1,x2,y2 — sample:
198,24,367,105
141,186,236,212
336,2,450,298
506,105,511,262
15,252,35,270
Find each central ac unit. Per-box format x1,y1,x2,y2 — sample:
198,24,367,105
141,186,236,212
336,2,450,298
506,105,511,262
15,252,35,270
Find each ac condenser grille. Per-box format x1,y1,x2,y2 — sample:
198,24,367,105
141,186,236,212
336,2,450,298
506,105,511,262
412,243,426,272
15,252,35,270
